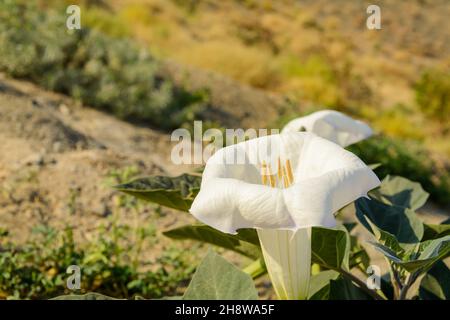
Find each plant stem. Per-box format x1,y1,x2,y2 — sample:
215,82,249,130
243,258,266,279
391,266,402,299
340,269,386,300
398,272,419,300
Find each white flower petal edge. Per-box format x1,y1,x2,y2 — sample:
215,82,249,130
281,110,373,147
190,132,380,234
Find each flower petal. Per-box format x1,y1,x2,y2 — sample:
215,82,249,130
258,228,311,300
189,132,380,234
281,110,373,147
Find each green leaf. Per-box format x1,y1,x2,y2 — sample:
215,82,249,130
311,227,348,270
355,197,424,243
349,236,371,270
368,242,404,264
183,251,258,300
380,274,394,300
328,277,372,300
114,173,201,211
343,222,357,233
341,223,370,270
163,225,261,259
364,217,405,254
406,236,450,272
370,236,450,273
51,292,118,300
419,261,450,300
422,223,450,241
370,175,429,210
308,270,340,300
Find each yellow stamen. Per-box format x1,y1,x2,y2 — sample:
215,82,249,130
277,158,282,180
282,165,290,188
262,159,294,188
269,175,276,187
261,161,268,186
286,159,294,185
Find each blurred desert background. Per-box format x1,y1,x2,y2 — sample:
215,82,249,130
0,0,449,299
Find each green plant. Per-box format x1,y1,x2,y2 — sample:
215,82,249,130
0,0,207,130
110,170,449,300
0,220,194,299
0,166,195,300
415,69,450,122
348,135,450,206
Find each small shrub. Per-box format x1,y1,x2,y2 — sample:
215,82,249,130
415,69,450,122
0,0,207,130
0,222,195,299
348,135,450,206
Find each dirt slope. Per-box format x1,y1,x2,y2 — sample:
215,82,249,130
0,73,196,244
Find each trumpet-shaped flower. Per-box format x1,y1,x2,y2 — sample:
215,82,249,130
190,132,380,299
281,110,373,147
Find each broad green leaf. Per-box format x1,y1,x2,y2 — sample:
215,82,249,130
343,222,357,233
364,218,405,254
370,175,429,210
368,242,404,264
348,236,371,270
380,274,394,300
163,225,261,259
342,223,370,270
114,173,201,211
51,292,118,300
308,270,340,300
419,261,450,300
311,227,348,270
328,277,372,300
370,236,450,273
422,223,450,241
355,197,424,243
183,251,258,300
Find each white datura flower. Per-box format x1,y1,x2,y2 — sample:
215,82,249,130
190,132,380,300
281,110,373,147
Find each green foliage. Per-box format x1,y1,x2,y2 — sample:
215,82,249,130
163,225,261,259
0,0,207,130
0,222,194,300
370,175,429,211
183,251,258,300
348,135,450,206
115,168,450,300
419,261,450,300
355,176,450,299
310,227,348,271
307,270,340,300
51,292,118,300
422,222,450,241
415,69,450,122
52,251,258,300
356,198,424,243
114,174,201,212
328,277,372,300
